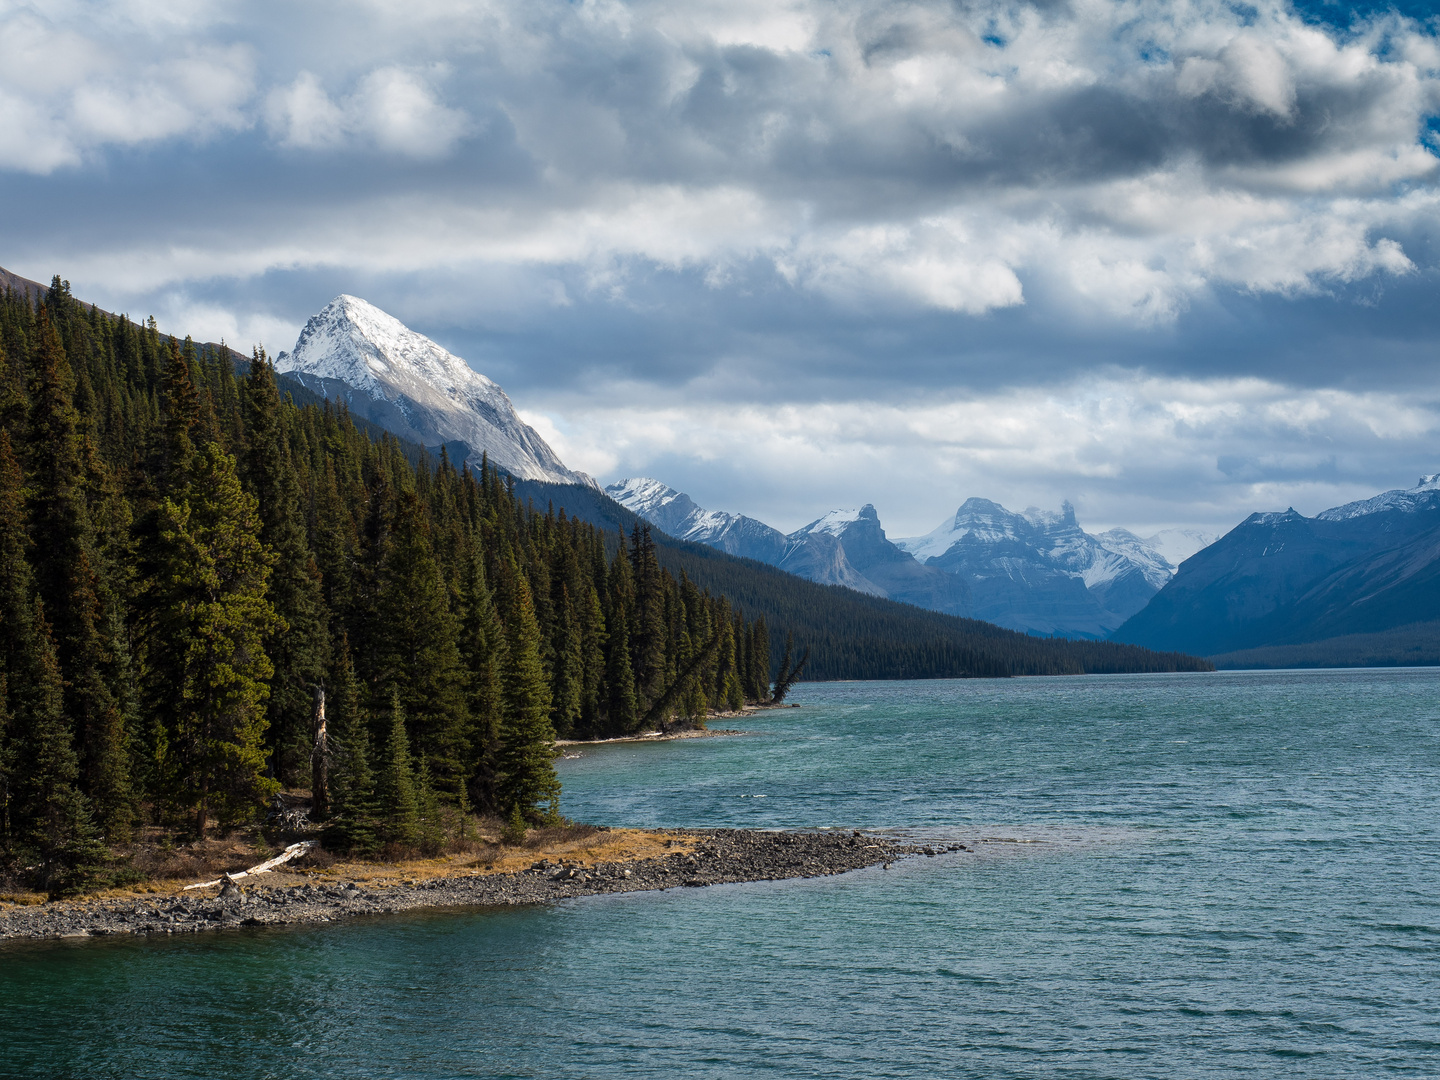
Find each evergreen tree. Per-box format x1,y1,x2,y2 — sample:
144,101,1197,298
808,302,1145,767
495,563,560,822
160,337,200,486
22,305,131,837
629,525,667,708
13,601,107,896
323,637,378,855
458,547,506,812
375,690,419,848
415,759,445,855
140,443,280,837
604,547,639,735
371,492,469,799
241,349,328,784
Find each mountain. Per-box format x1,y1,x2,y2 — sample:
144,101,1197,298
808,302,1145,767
1112,475,1440,658
603,477,788,563
1136,528,1218,568
276,295,590,486
516,478,1212,679
786,506,972,614
606,481,970,614
896,499,1175,637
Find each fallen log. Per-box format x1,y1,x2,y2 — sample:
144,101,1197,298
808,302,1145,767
183,840,318,891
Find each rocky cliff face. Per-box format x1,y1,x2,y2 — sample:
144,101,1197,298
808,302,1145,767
276,295,590,486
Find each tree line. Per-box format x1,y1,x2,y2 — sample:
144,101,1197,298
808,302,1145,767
0,280,779,893
511,478,1217,681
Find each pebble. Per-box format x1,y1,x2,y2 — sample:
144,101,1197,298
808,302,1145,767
0,830,932,941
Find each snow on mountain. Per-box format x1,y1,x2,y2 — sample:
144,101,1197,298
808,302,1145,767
794,508,866,537
893,497,1173,636
898,499,1166,588
1134,528,1218,568
275,295,589,486
1315,474,1440,521
604,478,788,563
1094,529,1178,591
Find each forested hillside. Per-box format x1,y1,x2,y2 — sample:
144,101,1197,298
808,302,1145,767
0,279,775,892
513,480,1214,680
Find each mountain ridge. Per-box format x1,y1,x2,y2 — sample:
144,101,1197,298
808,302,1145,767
1113,476,1440,657
277,295,591,487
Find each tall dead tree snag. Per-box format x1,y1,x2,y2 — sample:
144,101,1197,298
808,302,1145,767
311,683,329,819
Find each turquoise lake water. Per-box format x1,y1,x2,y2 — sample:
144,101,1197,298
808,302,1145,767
3,669,1438,1077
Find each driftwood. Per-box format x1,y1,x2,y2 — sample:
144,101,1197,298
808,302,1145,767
182,840,317,891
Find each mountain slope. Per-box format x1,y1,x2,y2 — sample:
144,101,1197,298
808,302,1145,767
514,478,1212,678
1113,477,1440,656
786,506,971,614
899,499,1173,637
604,477,788,563
607,481,969,611
277,295,589,485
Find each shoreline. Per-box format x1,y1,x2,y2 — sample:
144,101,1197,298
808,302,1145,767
555,703,801,749
0,830,954,943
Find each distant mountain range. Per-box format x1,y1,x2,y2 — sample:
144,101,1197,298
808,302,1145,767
607,478,1213,637
161,287,1440,662
1114,476,1440,660
276,295,591,486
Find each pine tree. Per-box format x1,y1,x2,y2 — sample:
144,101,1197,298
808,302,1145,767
323,637,378,854
371,492,470,800
495,563,560,822
415,759,445,855
629,526,667,708
22,305,131,837
458,547,506,812
141,443,280,837
549,584,583,738
241,349,329,784
160,337,200,486
13,601,107,896
604,546,639,735
376,690,419,848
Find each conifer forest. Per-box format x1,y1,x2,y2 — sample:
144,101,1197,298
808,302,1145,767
0,278,1208,896
0,280,784,894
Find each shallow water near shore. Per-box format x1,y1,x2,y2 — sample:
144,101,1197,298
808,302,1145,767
4,669,1440,1077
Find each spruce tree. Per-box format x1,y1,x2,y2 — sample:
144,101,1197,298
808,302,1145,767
376,690,419,849
495,563,560,822
371,492,469,800
13,601,107,896
23,305,131,837
241,349,329,784
629,526,667,708
141,443,280,837
458,547,506,812
323,637,378,855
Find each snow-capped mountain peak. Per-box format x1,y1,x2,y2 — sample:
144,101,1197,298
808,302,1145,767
275,295,588,486
796,506,874,537
1315,473,1440,521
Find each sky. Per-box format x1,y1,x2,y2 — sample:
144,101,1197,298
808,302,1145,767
2,0,1439,538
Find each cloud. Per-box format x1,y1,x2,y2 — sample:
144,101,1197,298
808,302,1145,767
523,372,1440,536
1,0,1439,534
0,10,253,169
266,67,470,158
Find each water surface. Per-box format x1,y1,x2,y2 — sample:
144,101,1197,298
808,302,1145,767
4,669,1438,1077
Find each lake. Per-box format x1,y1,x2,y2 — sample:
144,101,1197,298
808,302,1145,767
3,669,1438,1077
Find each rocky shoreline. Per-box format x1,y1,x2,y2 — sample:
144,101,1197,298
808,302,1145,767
0,831,963,942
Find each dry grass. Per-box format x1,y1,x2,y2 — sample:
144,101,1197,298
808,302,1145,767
2,822,703,904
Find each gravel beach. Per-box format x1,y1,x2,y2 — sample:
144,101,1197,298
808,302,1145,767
0,831,962,941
